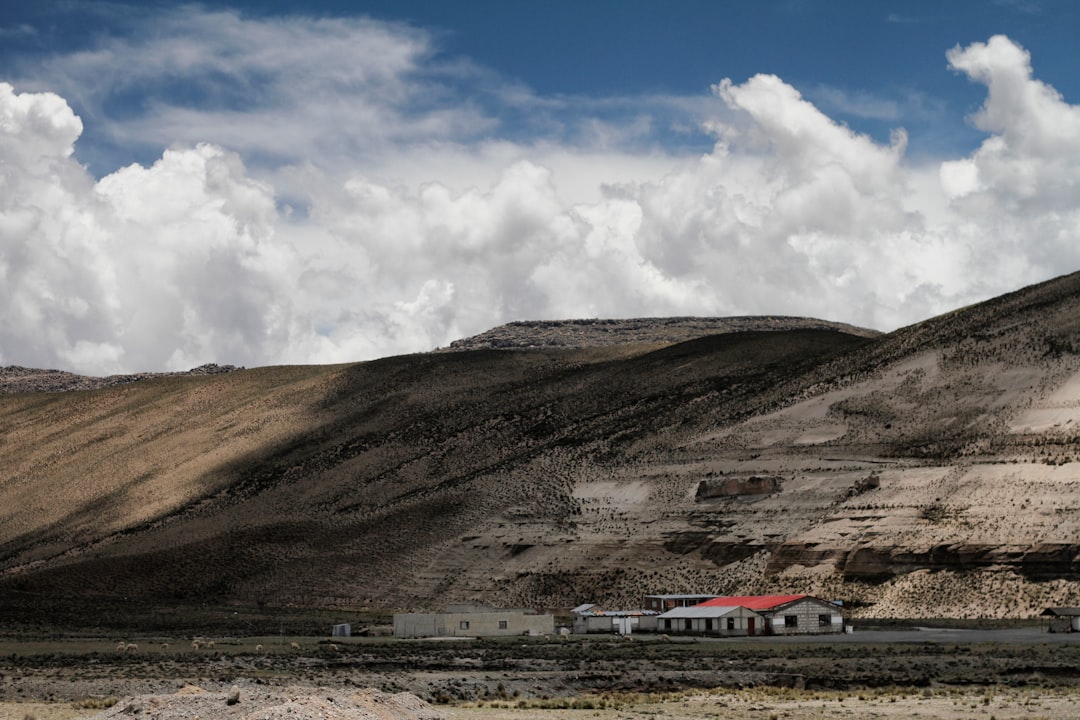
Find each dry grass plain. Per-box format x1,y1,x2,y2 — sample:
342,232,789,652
451,686,1080,720
3,633,1080,719
6,274,1080,625
4,686,1080,720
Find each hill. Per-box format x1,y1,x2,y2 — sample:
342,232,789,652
2,274,1080,623
442,316,880,350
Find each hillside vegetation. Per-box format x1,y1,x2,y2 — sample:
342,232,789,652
3,276,1080,622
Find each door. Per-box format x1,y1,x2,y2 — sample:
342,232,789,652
747,617,756,636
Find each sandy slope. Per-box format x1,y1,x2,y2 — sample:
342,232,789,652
452,687,1080,720
5,687,1080,720
4,273,1080,619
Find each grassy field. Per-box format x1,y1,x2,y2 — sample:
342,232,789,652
3,629,1080,716
446,685,1080,719
6,685,1080,720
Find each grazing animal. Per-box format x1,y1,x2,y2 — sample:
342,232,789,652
116,642,127,653
206,640,215,649
255,644,263,652
191,640,203,650
125,643,139,652
289,641,301,650
160,643,169,652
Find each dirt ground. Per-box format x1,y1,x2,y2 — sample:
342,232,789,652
3,634,1080,720
450,686,1080,719
5,686,1080,720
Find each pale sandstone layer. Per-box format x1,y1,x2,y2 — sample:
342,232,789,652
3,273,1080,619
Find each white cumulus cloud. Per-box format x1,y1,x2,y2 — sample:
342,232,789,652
0,23,1078,375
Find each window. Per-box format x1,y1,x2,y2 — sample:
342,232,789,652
819,614,832,627
459,621,470,630
498,620,508,629
727,617,736,631
784,615,798,628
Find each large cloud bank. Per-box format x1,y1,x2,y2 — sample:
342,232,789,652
1,22,1078,374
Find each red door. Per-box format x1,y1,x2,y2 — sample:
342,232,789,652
747,618,756,636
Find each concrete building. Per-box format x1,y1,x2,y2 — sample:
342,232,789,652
393,606,554,639
571,604,658,635
643,594,719,613
1041,607,1080,633
691,595,844,635
657,604,763,636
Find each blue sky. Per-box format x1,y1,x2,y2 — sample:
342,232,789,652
0,1,1079,373
5,1,1077,171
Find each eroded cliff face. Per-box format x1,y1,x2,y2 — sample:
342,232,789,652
555,273,1080,618
2,274,1080,620
425,274,1080,618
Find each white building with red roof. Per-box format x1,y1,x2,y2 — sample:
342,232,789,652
657,594,844,636
656,603,764,636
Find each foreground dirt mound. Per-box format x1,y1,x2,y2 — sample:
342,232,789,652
95,685,442,720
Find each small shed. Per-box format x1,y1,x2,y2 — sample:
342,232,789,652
571,605,658,635
1041,607,1080,633
657,605,763,637
331,623,351,637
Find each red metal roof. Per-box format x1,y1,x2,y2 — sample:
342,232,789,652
695,594,808,610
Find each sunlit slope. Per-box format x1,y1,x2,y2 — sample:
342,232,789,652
659,271,1080,616
3,272,1080,618
0,332,864,607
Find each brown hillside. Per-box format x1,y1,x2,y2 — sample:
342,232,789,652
443,316,880,351
3,273,1080,621
0,330,863,609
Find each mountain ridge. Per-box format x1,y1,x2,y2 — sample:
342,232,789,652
443,315,881,351
0,363,242,395
3,273,1080,620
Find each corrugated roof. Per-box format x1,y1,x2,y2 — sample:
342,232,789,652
696,594,809,610
575,608,658,617
657,605,748,619
644,594,719,600
1041,607,1080,616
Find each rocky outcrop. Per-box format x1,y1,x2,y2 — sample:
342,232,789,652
444,316,880,351
696,476,782,499
768,542,1080,580
0,363,241,394
766,543,849,573
663,532,768,566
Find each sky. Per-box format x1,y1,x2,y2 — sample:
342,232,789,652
0,1,1079,374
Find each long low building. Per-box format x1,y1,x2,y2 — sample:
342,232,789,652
394,606,554,639
658,594,844,636
657,604,763,637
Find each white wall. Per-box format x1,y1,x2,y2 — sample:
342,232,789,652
394,611,554,638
